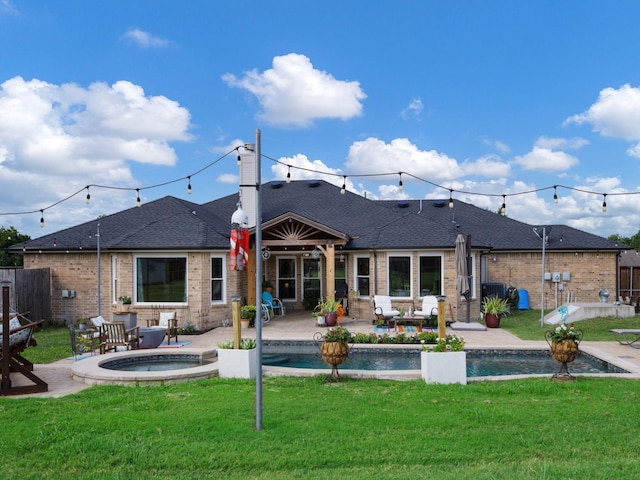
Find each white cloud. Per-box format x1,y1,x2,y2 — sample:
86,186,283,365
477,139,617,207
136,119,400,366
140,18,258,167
534,136,588,150
121,28,170,48
513,146,579,172
400,97,423,120
482,137,510,154
217,173,238,184
0,0,17,14
461,154,511,178
345,137,461,183
565,84,640,141
0,76,192,233
222,53,366,128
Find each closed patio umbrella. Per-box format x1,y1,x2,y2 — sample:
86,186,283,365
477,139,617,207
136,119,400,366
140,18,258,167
455,233,471,322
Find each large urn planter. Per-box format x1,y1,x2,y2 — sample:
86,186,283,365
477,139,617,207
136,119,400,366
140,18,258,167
421,351,467,385
217,347,258,379
545,324,583,381
324,313,338,327
314,326,352,382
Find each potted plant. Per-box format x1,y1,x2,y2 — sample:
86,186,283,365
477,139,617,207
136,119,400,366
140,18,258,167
421,334,467,384
482,296,509,328
77,317,90,331
545,323,583,380
318,297,340,326
316,325,352,381
240,305,257,328
217,338,258,379
118,295,132,312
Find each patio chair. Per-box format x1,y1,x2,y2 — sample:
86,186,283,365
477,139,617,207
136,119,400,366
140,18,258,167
373,295,400,321
260,304,271,324
100,321,140,354
611,329,640,348
147,310,178,344
414,295,439,328
262,291,285,317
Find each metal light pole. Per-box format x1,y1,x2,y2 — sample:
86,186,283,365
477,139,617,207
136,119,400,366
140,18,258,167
97,223,101,316
254,129,263,430
534,227,546,327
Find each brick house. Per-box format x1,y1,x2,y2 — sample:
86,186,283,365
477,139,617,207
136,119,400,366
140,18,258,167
13,180,627,328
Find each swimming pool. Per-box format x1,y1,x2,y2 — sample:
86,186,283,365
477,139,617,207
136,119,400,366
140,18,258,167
262,342,628,377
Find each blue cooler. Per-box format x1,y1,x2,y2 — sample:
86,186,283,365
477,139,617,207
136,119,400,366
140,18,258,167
518,289,529,310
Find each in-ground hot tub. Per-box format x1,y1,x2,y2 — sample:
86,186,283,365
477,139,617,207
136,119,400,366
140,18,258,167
71,348,217,386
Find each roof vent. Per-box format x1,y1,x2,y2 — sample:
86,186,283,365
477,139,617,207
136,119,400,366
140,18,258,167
432,199,446,208
308,180,320,187
397,200,410,208
271,181,283,189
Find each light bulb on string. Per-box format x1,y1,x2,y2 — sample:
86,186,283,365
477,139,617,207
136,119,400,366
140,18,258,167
341,176,346,195
398,172,403,192
85,186,91,204
40,210,44,228
602,194,607,212
187,176,192,195
286,166,291,184
237,152,241,166
500,195,506,216
448,189,454,208
136,189,141,208
553,185,558,204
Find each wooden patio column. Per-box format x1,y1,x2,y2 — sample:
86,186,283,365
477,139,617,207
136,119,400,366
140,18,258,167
317,241,335,300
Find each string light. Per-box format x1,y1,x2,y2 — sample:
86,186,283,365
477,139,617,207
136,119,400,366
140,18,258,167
187,176,192,195
85,186,91,204
237,152,241,166
602,194,607,213
500,195,506,216
341,176,346,195
6,145,640,231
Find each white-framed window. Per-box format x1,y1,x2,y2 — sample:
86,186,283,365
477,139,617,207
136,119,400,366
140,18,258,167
134,254,187,305
111,255,118,304
278,257,296,301
419,253,444,297
211,255,225,304
354,256,370,298
388,254,411,297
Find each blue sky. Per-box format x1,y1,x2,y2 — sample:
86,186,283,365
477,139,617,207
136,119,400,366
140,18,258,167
2,1,640,238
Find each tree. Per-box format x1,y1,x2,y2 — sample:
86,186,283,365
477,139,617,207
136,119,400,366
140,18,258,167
609,232,640,252
0,226,31,266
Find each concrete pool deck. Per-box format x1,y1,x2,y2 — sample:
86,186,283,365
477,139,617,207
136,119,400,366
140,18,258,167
6,311,640,398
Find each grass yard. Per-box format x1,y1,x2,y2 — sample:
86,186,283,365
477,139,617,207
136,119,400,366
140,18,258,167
1,376,640,479
4,310,640,478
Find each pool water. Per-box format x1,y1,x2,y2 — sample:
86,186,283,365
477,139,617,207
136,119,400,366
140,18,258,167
101,354,210,372
262,345,627,377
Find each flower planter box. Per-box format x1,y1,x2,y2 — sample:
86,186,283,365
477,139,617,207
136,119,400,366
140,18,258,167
217,347,258,379
421,351,467,385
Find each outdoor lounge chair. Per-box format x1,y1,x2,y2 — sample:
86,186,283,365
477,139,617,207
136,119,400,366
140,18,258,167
262,291,285,317
611,329,640,348
147,310,178,344
0,314,48,395
100,321,140,354
373,295,400,321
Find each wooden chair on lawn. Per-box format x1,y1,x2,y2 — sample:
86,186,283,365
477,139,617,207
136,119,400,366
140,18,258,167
100,321,140,354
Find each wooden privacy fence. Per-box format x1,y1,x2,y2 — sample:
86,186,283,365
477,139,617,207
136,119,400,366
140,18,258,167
0,268,51,323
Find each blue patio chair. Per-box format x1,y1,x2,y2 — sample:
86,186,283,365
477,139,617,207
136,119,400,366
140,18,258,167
262,291,285,317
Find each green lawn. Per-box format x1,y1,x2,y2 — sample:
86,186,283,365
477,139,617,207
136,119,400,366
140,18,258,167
2,376,640,479
5,310,639,479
